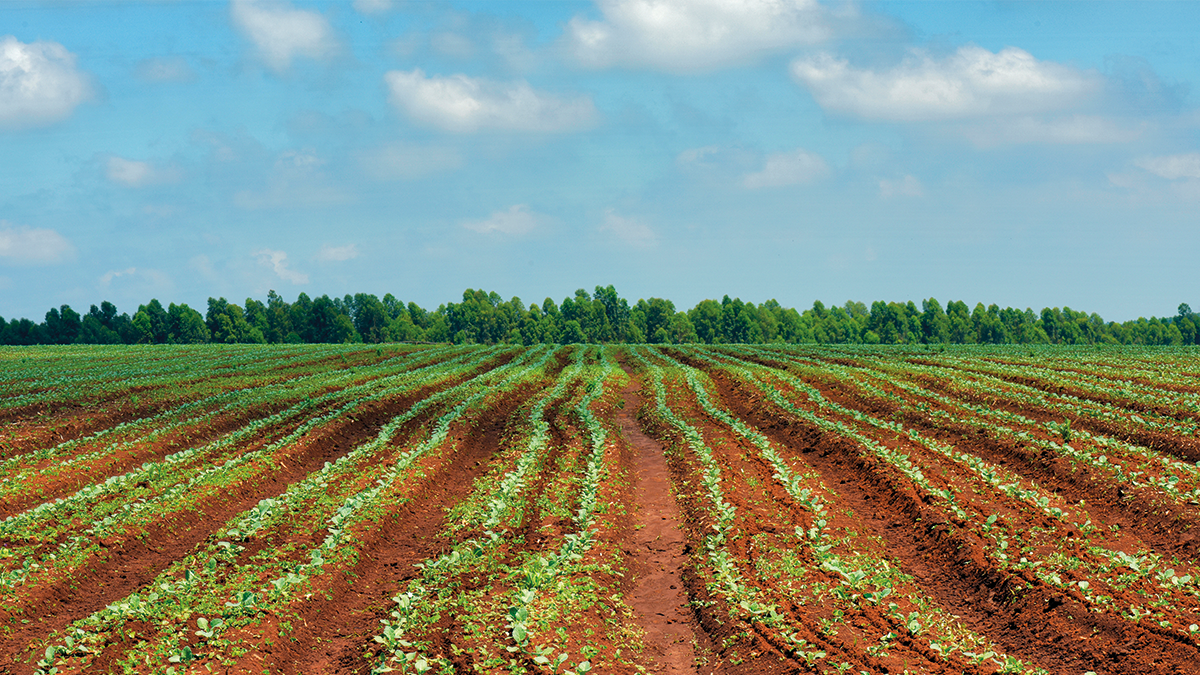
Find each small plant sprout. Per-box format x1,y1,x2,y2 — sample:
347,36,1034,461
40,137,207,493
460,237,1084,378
195,616,224,640
167,646,195,665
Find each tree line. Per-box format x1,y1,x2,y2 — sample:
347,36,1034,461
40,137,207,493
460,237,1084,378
2,286,1198,347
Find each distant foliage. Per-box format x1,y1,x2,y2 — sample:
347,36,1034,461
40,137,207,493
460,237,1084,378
2,288,1196,346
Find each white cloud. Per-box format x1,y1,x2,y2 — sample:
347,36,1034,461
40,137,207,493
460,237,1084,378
1135,153,1200,180
230,0,338,72
0,221,75,265
675,145,759,182
99,267,170,289
963,115,1142,147
385,69,598,133
254,248,308,284
463,204,546,236
0,35,93,129
566,0,828,72
317,243,359,262
743,148,829,188
106,156,182,187
677,145,723,167
135,56,195,83
358,142,463,180
599,209,656,248
353,0,392,15
493,33,537,72
791,46,1099,121
276,149,322,170
879,174,923,198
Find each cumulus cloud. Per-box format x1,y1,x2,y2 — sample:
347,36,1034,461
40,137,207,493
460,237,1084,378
353,0,392,15
879,174,923,198
743,148,829,188
135,56,195,83
0,221,75,265
462,204,546,236
385,69,598,133
230,0,338,72
316,243,359,261
791,46,1100,121
358,142,463,180
0,35,93,129
106,156,182,187
599,209,656,248
566,0,828,72
1135,153,1200,180
254,248,308,284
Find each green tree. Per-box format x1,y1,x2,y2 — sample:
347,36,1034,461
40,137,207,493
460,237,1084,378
352,293,390,343
666,312,699,343
688,299,723,344
263,290,292,343
306,295,355,343
560,319,586,344
170,304,211,343
947,301,974,344
290,293,314,342
131,311,154,344
206,297,265,344
44,305,82,344
137,299,170,344
594,284,632,341
78,304,123,344
424,312,450,342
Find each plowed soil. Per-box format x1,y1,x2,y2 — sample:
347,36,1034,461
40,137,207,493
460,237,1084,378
6,345,1200,675
225,383,534,674
615,366,704,675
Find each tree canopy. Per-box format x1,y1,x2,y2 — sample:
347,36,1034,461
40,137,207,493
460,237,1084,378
2,288,1196,347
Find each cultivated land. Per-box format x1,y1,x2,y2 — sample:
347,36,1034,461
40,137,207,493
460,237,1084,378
1,344,1199,675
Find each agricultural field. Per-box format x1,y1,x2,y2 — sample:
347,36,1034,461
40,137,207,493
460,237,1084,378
1,343,1199,675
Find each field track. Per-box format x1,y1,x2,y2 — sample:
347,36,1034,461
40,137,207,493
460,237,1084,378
1,343,1198,675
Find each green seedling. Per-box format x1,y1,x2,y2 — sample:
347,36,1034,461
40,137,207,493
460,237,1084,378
195,616,224,640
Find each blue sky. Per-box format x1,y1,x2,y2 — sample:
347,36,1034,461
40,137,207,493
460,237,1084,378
2,0,1198,322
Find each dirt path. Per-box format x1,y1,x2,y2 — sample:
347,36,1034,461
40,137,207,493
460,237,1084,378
615,368,701,675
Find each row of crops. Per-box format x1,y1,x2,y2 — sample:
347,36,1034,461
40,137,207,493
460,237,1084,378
0,344,1198,674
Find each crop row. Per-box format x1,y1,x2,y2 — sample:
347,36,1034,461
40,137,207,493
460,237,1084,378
2,344,1197,675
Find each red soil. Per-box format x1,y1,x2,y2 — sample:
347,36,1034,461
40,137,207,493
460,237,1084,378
8,346,1200,675
223,383,533,675
615,367,703,675
708,367,1200,675
0,368,490,674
